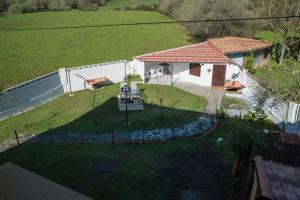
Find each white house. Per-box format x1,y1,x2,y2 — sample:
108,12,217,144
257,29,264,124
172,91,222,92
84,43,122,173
131,37,272,87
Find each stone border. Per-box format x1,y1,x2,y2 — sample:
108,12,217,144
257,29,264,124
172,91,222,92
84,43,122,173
0,114,218,153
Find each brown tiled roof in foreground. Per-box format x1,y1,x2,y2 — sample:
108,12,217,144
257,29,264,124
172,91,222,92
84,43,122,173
135,42,233,63
208,36,273,53
278,133,300,145
254,156,300,200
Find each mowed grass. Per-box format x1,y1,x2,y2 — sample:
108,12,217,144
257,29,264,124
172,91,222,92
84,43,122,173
0,84,206,142
0,10,189,87
0,118,277,199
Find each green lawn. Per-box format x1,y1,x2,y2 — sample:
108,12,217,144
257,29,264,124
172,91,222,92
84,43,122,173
0,10,189,88
0,118,277,199
0,84,206,142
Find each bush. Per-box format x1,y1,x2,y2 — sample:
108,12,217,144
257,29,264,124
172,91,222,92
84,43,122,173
245,54,256,74
217,106,228,119
228,125,264,158
0,81,5,93
244,108,269,124
77,3,97,10
125,74,142,84
132,3,154,11
7,3,23,14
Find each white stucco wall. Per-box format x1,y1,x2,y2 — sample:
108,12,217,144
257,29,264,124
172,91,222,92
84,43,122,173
131,59,145,82
172,63,213,86
225,64,242,82
65,61,126,92
134,61,242,86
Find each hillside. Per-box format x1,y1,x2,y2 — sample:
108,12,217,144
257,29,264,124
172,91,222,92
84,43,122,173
0,9,188,88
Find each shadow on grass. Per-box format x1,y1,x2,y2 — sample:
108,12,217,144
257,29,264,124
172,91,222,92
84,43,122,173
44,96,209,133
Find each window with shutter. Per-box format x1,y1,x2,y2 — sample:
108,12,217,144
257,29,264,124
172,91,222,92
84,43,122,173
189,63,201,77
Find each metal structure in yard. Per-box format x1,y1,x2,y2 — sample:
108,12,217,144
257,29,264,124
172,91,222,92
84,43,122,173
0,71,64,120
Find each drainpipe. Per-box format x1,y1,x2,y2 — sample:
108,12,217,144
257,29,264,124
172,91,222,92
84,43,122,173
171,63,173,85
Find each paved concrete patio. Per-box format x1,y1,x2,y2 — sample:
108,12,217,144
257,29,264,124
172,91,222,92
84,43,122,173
174,82,224,115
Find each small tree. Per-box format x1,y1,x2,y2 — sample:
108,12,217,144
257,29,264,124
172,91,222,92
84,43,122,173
257,0,300,65
152,84,167,121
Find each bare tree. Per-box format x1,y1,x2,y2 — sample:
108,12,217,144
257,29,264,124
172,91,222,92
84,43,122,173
251,0,300,64
255,61,300,104
151,78,169,120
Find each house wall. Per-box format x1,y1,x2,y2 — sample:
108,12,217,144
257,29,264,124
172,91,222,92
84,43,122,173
172,63,213,86
254,49,266,65
134,61,242,87
172,63,242,86
226,53,245,66
226,48,271,67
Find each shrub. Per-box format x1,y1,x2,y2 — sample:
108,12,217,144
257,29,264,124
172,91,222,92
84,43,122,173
244,108,269,124
245,53,256,74
125,74,142,84
132,3,154,11
228,125,264,158
7,3,23,14
0,81,5,93
77,3,97,10
217,106,228,119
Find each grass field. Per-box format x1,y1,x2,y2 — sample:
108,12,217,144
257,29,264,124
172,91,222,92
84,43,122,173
0,10,189,88
0,118,277,199
0,84,206,142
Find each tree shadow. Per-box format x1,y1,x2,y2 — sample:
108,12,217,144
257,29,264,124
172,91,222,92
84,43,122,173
36,96,209,134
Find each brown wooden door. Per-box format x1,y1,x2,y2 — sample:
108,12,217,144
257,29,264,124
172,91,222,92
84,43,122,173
212,65,226,86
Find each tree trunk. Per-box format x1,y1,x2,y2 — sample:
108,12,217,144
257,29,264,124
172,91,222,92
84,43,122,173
279,44,286,65
160,101,163,120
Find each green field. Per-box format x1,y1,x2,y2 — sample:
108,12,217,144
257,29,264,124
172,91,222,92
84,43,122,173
0,84,206,142
0,10,189,88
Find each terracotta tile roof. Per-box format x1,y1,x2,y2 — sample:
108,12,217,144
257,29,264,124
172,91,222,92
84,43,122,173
86,76,109,86
135,42,233,63
254,156,300,200
208,36,273,53
224,81,245,89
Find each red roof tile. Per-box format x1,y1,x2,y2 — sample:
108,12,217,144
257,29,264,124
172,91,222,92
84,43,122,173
224,81,245,89
208,36,273,53
254,156,300,200
135,42,232,63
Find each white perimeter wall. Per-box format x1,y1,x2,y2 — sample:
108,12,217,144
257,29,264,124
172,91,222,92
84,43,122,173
131,59,145,82
242,72,300,135
60,61,127,92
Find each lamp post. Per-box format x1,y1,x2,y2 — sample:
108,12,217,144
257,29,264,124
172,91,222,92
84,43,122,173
124,86,129,125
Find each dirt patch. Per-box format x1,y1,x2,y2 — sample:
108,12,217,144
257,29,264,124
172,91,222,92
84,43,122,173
87,160,119,181
160,145,234,200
